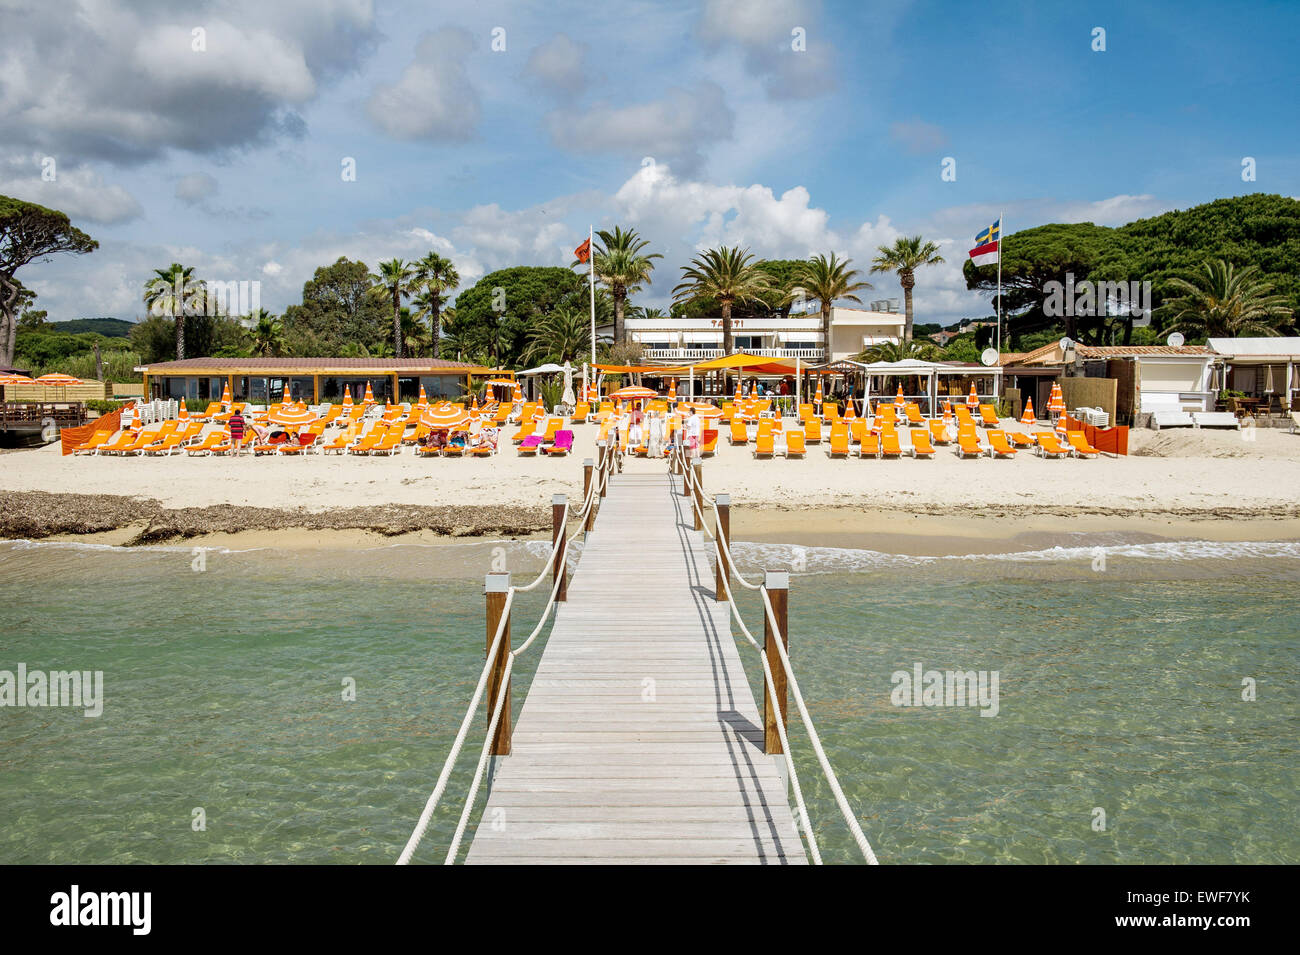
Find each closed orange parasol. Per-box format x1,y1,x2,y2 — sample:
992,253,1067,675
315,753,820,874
1020,398,1036,426
341,390,354,410
966,383,979,409
417,383,428,407
220,381,232,407
844,398,857,420
894,385,905,409
363,382,375,405
668,379,677,400
177,401,189,420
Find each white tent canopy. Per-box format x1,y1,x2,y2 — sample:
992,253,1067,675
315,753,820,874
836,358,1002,413
517,363,566,376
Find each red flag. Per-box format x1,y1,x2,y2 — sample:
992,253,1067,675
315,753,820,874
574,237,591,263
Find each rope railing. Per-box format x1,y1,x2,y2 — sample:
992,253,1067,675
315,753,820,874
669,444,880,865
397,442,616,865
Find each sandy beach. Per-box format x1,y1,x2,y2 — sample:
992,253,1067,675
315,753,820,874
3,419,1299,548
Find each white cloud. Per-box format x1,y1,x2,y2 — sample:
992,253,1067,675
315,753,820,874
523,33,589,98
0,152,142,225
696,0,834,100
546,83,733,174
366,28,480,141
174,172,218,204
1,0,378,163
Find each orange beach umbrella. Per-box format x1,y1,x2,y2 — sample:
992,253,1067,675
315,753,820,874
420,406,471,430
35,373,82,385
341,390,354,410
966,383,979,409
894,385,905,408
268,405,317,427
1020,398,1036,426
362,382,375,405
609,385,657,401
668,379,677,400
220,381,232,407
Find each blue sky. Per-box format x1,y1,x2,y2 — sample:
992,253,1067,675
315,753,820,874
3,0,1296,326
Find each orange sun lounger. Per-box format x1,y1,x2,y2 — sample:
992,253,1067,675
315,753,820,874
72,430,114,454
1007,431,1036,448
928,419,951,445
784,430,806,458
956,428,984,458
909,428,935,458
1035,432,1069,458
803,418,822,443
858,431,880,458
979,404,1001,428
879,428,903,458
987,430,1018,458
828,421,850,457
754,430,775,458
905,403,925,426
729,419,748,445
1067,432,1101,457
185,431,227,455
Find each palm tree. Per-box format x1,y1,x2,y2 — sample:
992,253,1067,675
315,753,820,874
369,258,415,357
857,338,941,362
143,263,204,360
1158,259,1291,339
871,236,945,341
412,252,459,358
399,307,432,358
578,226,661,345
794,253,872,359
247,308,286,357
523,306,591,365
673,247,772,355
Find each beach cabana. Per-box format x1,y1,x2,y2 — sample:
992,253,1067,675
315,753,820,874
138,357,494,406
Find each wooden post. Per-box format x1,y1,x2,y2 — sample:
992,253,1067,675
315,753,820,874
552,494,567,602
597,441,608,497
714,493,730,602
763,571,789,755
485,573,512,756
692,462,704,531
583,459,597,532
680,450,691,497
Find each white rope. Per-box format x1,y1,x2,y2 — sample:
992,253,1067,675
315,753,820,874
444,652,515,864
398,448,615,864
756,648,822,864
396,587,513,865
760,587,880,866
712,537,879,865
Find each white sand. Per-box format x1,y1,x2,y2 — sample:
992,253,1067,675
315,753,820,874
4,418,1300,519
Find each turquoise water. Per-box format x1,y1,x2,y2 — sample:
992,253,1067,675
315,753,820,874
0,537,1296,864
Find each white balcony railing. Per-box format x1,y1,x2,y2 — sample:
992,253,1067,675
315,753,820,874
641,347,824,362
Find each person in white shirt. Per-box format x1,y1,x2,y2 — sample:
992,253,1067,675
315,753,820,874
627,417,643,451
647,412,664,457
686,410,702,460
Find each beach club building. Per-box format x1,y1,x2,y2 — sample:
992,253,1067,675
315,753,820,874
1208,337,1300,412
137,357,495,405
623,306,907,365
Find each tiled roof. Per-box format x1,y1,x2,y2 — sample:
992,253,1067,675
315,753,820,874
142,357,491,372
1077,345,1213,357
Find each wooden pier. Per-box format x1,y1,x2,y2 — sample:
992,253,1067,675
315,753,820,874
464,471,807,865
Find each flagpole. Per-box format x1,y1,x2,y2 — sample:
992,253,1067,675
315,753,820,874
996,210,1003,354
588,224,597,368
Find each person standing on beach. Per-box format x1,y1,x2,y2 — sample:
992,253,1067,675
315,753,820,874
228,408,246,451
686,409,702,461
647,411,664,458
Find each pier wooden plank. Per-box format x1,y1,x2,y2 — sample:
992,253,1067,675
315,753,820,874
465,472,807,865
